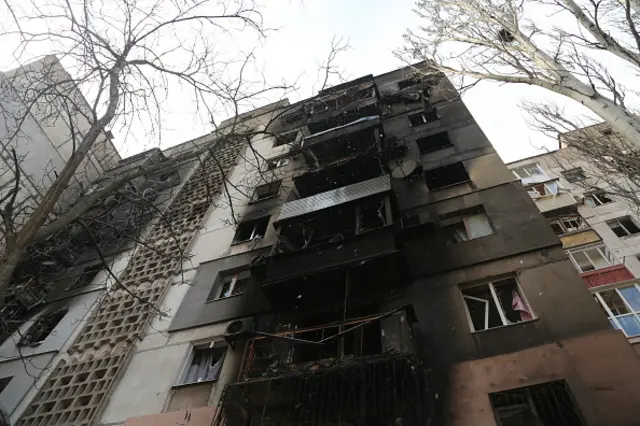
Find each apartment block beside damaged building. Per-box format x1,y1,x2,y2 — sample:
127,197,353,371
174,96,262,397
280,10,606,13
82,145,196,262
3,63,640,426
508,128,640,354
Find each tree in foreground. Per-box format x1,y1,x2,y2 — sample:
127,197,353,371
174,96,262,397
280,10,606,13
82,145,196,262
0,0,294,323
400,0,640,146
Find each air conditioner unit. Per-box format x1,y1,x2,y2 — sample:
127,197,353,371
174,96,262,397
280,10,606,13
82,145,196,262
224,318,255,344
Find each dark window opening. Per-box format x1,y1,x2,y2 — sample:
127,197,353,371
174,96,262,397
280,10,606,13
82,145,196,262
609,217,640,237
232,216,270,244
274,130,298,147
562,168,586,183
416,132,453,154
0,376,12,394
490,381,585,426
550,222,564,235
408,109,438,127
19,309,68,346
425,162,470,190
357,199,387,233
252,181,281,202
398,76,422,90
585,191,613,207
67,264,102,291
267,158,290,170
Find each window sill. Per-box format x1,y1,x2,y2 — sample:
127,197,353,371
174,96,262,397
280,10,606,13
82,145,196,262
447,232,495,245
205,293,244,304
248,195,278,205
171,379,219,390
470,318,538,335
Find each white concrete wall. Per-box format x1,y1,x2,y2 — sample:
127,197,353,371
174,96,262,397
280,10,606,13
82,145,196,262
98,109,291,425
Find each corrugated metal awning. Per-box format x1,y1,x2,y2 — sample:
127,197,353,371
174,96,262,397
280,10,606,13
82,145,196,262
277,175,390,222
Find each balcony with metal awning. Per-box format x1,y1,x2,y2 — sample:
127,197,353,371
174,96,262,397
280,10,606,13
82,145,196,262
251,175,402,302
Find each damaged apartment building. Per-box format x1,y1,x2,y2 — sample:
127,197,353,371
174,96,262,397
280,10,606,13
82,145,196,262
508,127,640,353
6,63,640,426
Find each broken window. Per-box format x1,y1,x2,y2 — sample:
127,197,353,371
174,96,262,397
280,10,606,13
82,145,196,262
66,264,102,291
251,181,281,202
232,216,270,244
0,376,12,394
527,180,560,198
562,168,586,183
595,283,640,337
511,163,546,180
357,199,387,233
273,130,298,147
181,344,227,384
266,157,290,170
548,215,588,235
490,381,585,426
568,245,613,272
462,278,533,332
584,191,613,207
19,309,68,346
408,109,438,127
443,209,493,244
416,132,453,154
608,217,640,237
209,270,250,301
425,162,470,191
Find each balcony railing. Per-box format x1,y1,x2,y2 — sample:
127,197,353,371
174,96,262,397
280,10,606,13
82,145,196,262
237,309,414,381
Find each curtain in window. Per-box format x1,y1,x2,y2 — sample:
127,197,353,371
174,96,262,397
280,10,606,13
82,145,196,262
511,289,533,321
466,214,493,239
185,350,226,383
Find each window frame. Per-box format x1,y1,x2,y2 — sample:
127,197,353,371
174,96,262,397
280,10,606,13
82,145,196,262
209,271,250,301
585,191,613,207
408,109,438,127
548,214,588,235
251,181,282,203
424,162,471,191
562,167,586,183
608,217,640,238
567,244,615,273
461,278,534,332
176,341,228,386
232,216,270,244
527,179,561,198
443,210,494,244
512,163,546,180
593,283,640,337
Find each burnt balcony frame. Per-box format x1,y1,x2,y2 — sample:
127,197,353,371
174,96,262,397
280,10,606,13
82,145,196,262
237,308,415,381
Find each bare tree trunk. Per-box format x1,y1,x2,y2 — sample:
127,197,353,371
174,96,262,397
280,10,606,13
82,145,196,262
0,244,24,306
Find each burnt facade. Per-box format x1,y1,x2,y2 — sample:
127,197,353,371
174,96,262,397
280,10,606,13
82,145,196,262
163,66,640,426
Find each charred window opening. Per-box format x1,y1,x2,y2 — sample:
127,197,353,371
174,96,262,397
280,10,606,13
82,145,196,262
66,264,102,291
562,168,586,183
398,76,423,90
276,197,389,252
462,278,533,332
425,162,470,190
608,217,640,237
274,130,299,147
233,217,270,244
416,132,453,154
408,109,438,127
208,270,250,301
442,207,493,243
490,381,585,426
251,181,281,202
19,309,68,346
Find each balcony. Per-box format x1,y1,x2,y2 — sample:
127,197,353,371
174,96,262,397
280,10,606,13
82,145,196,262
254,177,400,296
582,264,634,289
238,309,414,380
210,309,434,426
302,115,382,168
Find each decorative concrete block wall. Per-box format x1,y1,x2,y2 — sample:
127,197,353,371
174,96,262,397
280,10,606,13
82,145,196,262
18,139,244,426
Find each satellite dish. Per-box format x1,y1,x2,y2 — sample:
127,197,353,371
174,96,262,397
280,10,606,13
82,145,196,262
391,159,418,179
